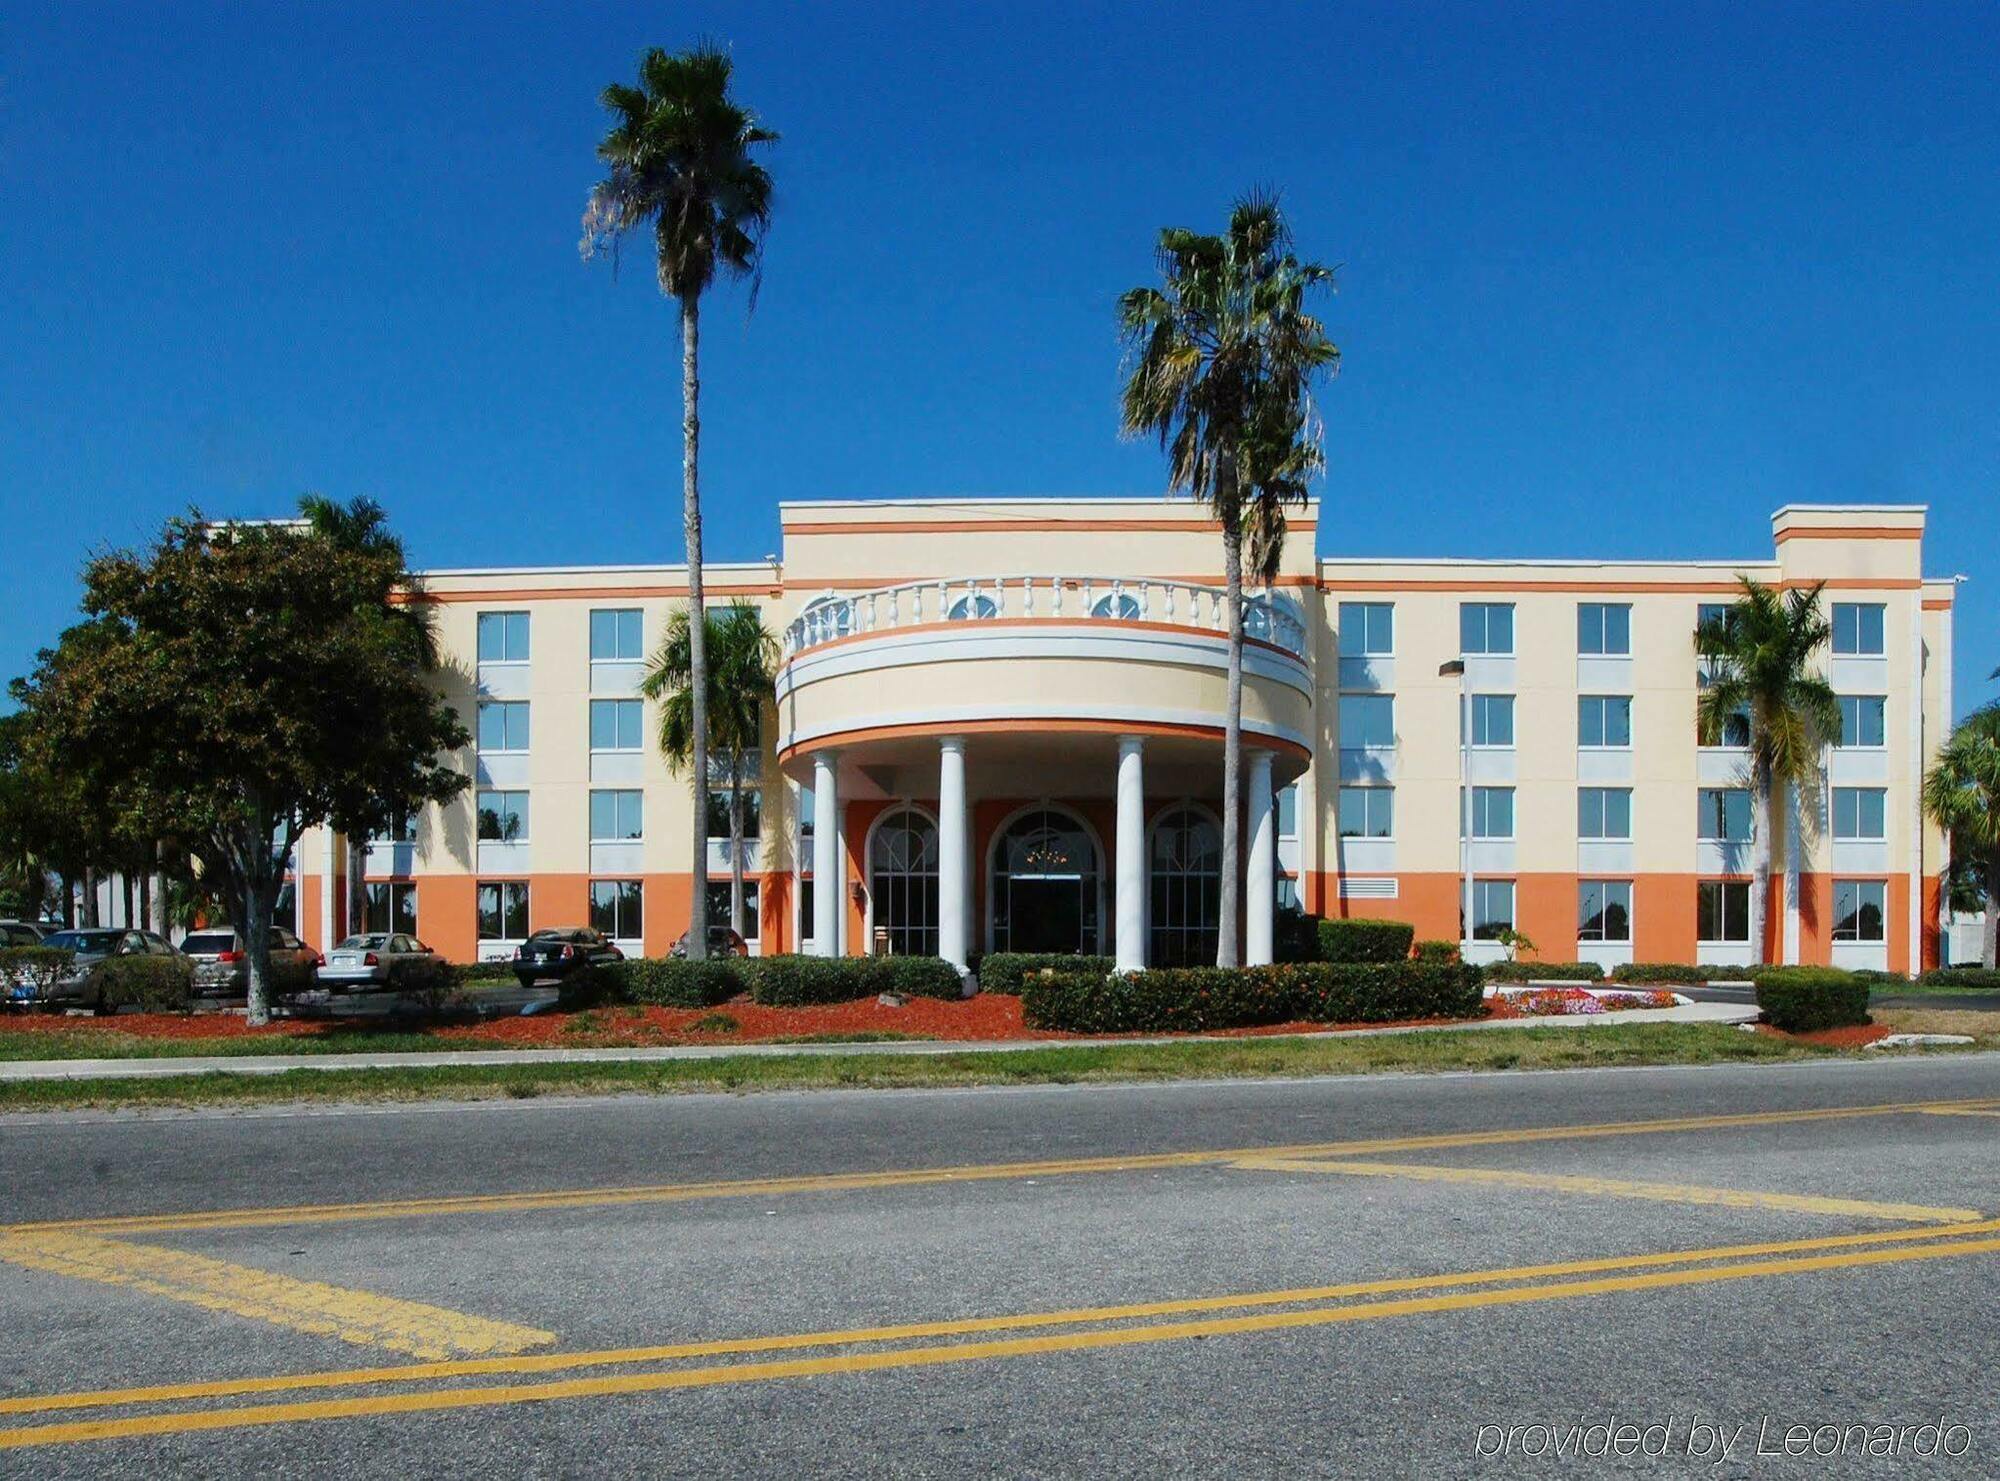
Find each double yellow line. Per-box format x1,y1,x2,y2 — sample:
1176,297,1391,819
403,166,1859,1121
7,1219,2000,1450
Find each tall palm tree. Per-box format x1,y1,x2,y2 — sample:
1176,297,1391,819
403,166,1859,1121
1695,578,1841,965
640,602,779,944
1924,702,2000,968
1118,195,1337,966
583,44,776,960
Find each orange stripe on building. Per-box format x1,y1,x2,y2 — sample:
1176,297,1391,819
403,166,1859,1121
782,518,1316,536
777,718,1313,766
1772,526,1924,543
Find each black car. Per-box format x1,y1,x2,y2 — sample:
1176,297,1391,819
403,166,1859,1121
513,927,624,989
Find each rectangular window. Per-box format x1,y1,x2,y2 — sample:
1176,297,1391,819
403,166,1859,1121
590,698,644,751
1337,786,1393,839
1465,786,1515,839
1833,880,1886,942
1339,694,1395,749
1697,788,1752,842
1469,694,1515,748
1337,602,1394,656
1577,603,1631,656
1578,787,1633,840
1697,880,1750,943
1459,602,1514,656
1578,695,1633,748
1700,705,1752,748
1831,603,1886,657
1276,784,1298,838
589,789,643,842
589,879,644,939
371,810,418,845
1468,879,1515,940
589,609,644,662
477,701,530,753
1838,695,1887,748
1578,880,1632,943
476,790,530,843
476,611,530,664
363,881,418,935
476,881,529,940
706,880,761,939
1832,787,1887,841
1697,602,1732,634
705,787,764,840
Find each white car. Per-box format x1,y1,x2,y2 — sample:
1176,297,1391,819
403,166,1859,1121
318,933,444,992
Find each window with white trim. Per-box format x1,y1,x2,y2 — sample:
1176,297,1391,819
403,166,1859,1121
707,880,761,941
477,881,529,940
477,701,530,753
1467,879,1515,940
476,612,530,664
1337,786,1393,839
1837,695,1887,748
1697,880,1749,943
1698,788,1752,842
1831,603,1885,657
1577,603,1631,656
1578,880,1631,943
589,789,643,841
364,882,418,935
1459,603,1514,656
1468,694,1514,748
589,609,643,661
1337,602,1393,656
1578,695,1632,748
590,699,644,751
1090,591,1143,619
1833,880,1886,942
1338,694,1395,749
590,880,644,939
1832,787,1886,840
945,592,999,620
476,790,529,843
1463,786,1515,839
1578,787,1632,840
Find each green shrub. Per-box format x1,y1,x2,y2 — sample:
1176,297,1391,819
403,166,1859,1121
1608,962,1759,985
1754,966,1870,1033
95,954,195,1013
1918,967,2000,990
1020,960,1483,1034
743,954,964,1005
978,953,1114,993
612,957,742,1008
1412,939,1459,963
1483,960,1604,983
1851,969,1910,987
1316,918,1415,964
872,955,965,1000
447,960,519,988
0,945,76,1006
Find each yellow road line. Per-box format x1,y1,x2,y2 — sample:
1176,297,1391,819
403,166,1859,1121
6,1218,1997,1419
1919,1108,2000,1118
8,1232,2000,1451
1233,1158,1986,1224
0,1231,555,1362
13,1097,1995,1238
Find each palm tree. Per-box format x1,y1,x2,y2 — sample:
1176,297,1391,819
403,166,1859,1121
640,602,779,944
1118,195,1337,966
582,44,776,959
1924,703,2000,968
1694,578,1841,965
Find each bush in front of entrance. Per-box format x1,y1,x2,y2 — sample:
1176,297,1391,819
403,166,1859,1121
1412,939,1459,963
978,953,1114,994
1315,918,1415,964
95,953,195,1013
1019,960,1483,1034
744,954,965,1005
1919,966,2000,989
1753,966,1870,1033
0,945,76,1007
612,957,743,1008
1482,960,1604,983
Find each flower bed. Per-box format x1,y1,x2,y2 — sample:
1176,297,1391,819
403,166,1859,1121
1487,986,1680,1017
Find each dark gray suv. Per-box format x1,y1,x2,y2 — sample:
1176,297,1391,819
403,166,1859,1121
180,927,322,999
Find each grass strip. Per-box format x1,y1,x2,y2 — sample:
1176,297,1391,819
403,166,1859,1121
0,1023,1932,1112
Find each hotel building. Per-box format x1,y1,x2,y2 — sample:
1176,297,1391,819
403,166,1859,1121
287,498,1959,976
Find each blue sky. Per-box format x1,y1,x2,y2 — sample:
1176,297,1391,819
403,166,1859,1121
2,2,1995,714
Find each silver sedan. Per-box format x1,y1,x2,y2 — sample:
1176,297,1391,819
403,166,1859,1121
318,933,443,991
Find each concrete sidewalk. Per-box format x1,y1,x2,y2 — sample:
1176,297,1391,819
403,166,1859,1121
0,1001,1760,1081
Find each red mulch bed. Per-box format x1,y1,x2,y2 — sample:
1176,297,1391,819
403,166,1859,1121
1753,1021,1893,1049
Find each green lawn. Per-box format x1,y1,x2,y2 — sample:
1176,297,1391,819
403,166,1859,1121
0,1029,515,1061
0,1022,1945,1112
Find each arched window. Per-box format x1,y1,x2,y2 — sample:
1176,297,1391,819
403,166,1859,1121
1089,591,1143,620
1150,806,1221,968
869,808,940,957
945,592,999,620
1244,593,1303,645
798,596,853,644
990,806,1101,955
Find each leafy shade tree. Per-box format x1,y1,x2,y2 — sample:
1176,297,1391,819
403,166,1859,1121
1694,578,1841,965
1118,195,1337,965
640,601,779,941
11,514,469,1022
1924,702,2000,968
582,43,776,957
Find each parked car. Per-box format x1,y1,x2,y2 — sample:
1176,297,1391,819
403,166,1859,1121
513,927,623,989
318,933,443,992
26,928,184,1011
179,927,322,999
669,926,748,959
0,920,46,946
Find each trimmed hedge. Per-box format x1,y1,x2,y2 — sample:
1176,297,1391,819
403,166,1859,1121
1413,940,1460,964
612,957,742,1008
1609,962,1759,985
96,954,195,1013
743,954,964,1005
0,945,76,1006
1316,918,1416,964
1754,966,1870,1033
1020,960,1483,1034
448,960,519,988
1919,967,2000,989
1483,960,1605,983
978,953,1114,993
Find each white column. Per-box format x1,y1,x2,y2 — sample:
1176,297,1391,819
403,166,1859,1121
318,827,336,952
812,751,841,957
1115,736,1147,973
937,738,969,971
1246,750,1277,965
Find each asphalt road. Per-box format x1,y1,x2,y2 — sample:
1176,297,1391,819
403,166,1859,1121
1685,984,2000,1013
5,1055,2000,1476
